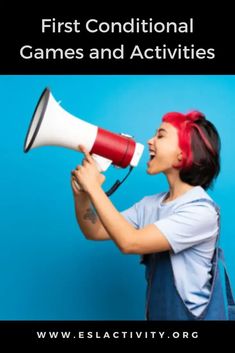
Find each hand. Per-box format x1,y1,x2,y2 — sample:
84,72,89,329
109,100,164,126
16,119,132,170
71,145,106,194
71,175,84,196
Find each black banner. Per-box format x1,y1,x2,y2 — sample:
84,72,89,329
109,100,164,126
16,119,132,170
1,9,234,74
0,320,234,346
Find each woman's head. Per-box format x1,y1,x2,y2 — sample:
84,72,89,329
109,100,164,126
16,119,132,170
147,111,221,189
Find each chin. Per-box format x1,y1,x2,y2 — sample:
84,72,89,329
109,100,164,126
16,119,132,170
147,164,162,175
146,167,157,175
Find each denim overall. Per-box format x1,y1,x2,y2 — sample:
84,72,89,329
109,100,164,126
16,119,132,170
142,199,235,320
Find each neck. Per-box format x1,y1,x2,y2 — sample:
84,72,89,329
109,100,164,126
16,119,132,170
164,170,195,202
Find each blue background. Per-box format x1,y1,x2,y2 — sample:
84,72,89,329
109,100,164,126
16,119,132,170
0,75,234,319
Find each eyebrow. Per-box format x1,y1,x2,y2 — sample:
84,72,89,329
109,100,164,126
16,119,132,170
156,128,167,134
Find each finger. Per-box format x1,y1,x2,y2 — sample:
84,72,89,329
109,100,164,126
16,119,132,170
71,174,82,188
78,145,94,164
71,176,77,187
71,170,79,178
71,176,77,183
82,159,90,167
71,179,77,191
72,179,82,192
73,165,81,172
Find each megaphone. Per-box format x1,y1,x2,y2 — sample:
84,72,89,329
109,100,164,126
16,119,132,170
24,88,144,195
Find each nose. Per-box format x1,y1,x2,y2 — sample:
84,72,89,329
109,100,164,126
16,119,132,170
148,137,154,146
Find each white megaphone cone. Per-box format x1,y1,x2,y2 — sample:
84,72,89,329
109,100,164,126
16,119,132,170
24,88,144,195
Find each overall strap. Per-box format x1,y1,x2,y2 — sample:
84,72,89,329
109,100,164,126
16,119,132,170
218,247,235,320
181,198,235,319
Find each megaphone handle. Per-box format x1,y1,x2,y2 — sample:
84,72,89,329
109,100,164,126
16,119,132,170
73,167,133,197
91,154,113,172
72,154,112,192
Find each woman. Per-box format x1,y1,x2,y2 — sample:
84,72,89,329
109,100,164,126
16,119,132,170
71,110,234,320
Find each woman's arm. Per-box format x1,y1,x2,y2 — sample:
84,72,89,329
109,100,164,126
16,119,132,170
88,186,171,254
72,146,171,254
71,178,110,241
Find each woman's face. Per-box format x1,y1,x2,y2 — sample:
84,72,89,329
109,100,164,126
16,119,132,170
147,122,182,175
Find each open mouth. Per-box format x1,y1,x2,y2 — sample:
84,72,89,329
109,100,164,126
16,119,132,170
149,151,156,161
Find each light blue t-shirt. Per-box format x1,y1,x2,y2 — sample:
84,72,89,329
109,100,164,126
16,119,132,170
121,186,219,316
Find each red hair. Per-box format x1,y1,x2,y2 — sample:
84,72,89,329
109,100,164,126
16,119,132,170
162,111,216,169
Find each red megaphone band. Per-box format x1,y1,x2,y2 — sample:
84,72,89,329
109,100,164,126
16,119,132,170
90,127,136,168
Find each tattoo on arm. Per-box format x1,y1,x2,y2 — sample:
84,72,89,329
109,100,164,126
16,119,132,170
83,208,97,224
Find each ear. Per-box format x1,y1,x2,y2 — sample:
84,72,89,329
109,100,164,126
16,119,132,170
177,151,183,161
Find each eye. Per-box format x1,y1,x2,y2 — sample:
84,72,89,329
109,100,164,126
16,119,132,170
157,135,163,139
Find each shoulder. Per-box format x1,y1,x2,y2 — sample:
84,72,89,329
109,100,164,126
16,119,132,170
174,186,220,215
176,200,218,222
173,197,219,233
155,193,219,253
